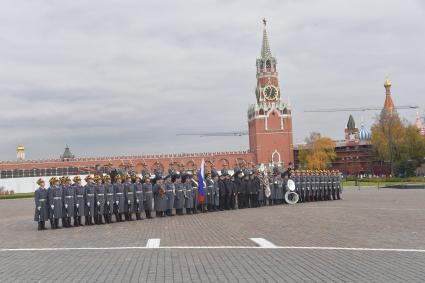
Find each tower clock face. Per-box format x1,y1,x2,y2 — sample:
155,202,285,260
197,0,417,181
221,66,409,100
264,86,278,100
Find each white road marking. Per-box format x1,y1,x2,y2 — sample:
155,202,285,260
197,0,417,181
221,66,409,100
250,238,278,248
146,238,160,248
2,245,424,253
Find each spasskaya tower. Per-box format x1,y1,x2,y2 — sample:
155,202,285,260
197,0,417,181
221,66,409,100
248,19,294,166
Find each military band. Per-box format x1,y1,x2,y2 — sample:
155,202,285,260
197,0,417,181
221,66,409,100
33,169,342,230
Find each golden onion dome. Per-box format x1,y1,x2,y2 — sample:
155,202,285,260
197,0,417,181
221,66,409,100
16,145,25,152
384,79,392,88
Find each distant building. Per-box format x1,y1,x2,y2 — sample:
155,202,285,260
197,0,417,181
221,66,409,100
16,145,25,161
294,79,394,176
61,145,75,161
415,112,425,137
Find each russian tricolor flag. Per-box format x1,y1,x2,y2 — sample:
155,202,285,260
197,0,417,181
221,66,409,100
198,159,206,204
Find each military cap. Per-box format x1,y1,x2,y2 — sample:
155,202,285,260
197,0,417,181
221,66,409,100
49,177,58,184
125,174,132,180
73,176,81,182
85,175,93,181
103,174,111,180
36,178,45,186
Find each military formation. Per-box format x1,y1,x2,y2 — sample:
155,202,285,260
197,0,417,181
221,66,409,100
33,167,342,230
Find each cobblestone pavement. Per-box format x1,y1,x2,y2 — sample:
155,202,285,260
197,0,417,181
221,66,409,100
1,188,424,282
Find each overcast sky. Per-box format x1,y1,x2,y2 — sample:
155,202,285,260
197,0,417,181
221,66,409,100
1,0,424,160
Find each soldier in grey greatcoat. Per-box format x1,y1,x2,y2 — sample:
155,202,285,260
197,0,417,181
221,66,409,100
103,175,115,223
48,177,63,229
73,176,85,226
212,174,220,211
173,174,185,215
184,174,194,214
113,175,125,222
84,175,96,225
62,176,75,228
134,177,144,220
269,175,276,206
34,178,48,230
275,175,284,204
142,175,154,219
123,175,135,221
218,174,226,211
164,175,175,216
256,173,264,206
191,174,199,214
205,173,214,211
247,171,253,208
154,177,167,217
94,175,106,224
304,171,310,202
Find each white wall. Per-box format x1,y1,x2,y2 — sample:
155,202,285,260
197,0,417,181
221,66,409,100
0,175,89,194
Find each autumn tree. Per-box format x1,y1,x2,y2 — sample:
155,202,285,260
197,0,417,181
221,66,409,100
298,132,336,170
371,110,425,176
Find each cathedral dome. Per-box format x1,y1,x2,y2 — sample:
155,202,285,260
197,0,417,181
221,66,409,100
359,124,371,140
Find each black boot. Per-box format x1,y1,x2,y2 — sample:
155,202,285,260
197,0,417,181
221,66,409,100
55,219,61,229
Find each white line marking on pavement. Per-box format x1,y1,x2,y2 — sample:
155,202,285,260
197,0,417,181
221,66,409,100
1,246,425,253
146,238,160,248
250,238,278,248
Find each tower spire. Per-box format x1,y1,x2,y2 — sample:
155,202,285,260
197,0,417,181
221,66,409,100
383,78,395,113
261,18,272,58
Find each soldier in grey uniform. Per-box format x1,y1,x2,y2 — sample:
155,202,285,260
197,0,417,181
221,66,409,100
164,175,175,216
191,173,199,214
73,176,85,226
305,171,311,202
134,176,144,220
218,174,226,211
113,175,125,222
333,170,342,200
34,178,49,230
173,174,185,216
241,172,250,208
143,175,154,219
318,171,325,201
309,170,316,201
103,175,115,223
205,172,214,211
84,175,96,225
256,172,264,207
48,177,63,229
62,176,75,228
123,175,135,221
213,173,220,211
154,176,167,217
94,175,106,224
184,174,194,214
275,174,284,204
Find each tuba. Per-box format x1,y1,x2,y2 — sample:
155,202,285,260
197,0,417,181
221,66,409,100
285,179,299,204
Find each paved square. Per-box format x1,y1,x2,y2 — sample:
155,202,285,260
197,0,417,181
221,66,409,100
1,188,424,282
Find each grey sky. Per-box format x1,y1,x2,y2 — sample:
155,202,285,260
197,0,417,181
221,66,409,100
1,0,424,160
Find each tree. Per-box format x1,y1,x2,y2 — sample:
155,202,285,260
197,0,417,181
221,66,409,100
371,110,405,175
395,125,425,177
298,132,336,170
371,110,425,176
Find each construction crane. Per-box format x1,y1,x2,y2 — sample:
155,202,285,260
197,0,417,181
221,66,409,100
304,105,419,113
177,131,248,137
